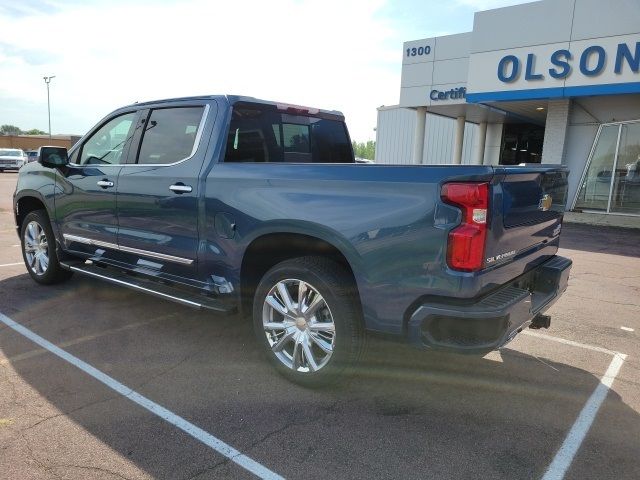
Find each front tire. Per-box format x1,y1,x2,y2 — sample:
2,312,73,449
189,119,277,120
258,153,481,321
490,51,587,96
20,210,73,285
253,256,364,387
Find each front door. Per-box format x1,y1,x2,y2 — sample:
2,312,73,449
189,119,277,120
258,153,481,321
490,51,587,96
115,103,213,281
56,111,139,256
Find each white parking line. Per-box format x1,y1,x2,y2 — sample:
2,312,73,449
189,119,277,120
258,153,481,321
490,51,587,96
542,352,627,480
0,313,284,480
522,330,619,356
0,262,23,267
524,330,628,480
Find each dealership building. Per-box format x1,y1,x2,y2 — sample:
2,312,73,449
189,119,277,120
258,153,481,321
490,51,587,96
375,0,640,219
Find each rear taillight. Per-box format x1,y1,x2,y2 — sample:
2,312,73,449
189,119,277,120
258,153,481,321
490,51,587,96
441,182,489,272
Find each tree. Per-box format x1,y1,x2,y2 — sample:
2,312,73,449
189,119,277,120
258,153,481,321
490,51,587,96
24,128,47,135
352,140,376,160
0,125,22,136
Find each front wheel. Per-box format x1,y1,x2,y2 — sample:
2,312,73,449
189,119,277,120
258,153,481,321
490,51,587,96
253,256,365,387
20,210,73,285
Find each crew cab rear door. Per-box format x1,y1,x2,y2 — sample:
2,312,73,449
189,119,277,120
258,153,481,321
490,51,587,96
115,101,215,281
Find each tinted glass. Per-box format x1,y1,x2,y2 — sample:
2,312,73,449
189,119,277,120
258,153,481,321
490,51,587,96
224,105,352,163
611,122,640,215
575,125,619,211
137,107,204,165
80,112,137,165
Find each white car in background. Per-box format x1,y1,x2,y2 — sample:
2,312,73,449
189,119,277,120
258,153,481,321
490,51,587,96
0,148,27,171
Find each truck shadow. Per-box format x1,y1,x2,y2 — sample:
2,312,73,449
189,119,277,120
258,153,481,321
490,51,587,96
560,222,640,257
0,273,637,479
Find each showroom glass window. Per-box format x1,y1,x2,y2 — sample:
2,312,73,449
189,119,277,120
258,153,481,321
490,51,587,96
575,120,640,215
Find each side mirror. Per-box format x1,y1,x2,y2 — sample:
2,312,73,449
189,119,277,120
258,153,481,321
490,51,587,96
38,146,68,168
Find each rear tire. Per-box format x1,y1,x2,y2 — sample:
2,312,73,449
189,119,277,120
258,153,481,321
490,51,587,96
253,256,364,387
20,210,73,285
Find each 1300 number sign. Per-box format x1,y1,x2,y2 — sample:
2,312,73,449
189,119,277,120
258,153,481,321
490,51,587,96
406,46,431,57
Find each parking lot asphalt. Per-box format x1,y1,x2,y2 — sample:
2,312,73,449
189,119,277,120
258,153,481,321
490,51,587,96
0,171,638,480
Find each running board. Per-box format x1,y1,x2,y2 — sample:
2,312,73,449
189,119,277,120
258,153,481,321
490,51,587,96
61,262,232,313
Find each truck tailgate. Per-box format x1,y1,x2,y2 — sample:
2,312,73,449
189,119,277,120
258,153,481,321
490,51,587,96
484,165,569,269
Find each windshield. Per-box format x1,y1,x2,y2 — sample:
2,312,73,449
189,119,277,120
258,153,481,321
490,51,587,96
0,150,23,157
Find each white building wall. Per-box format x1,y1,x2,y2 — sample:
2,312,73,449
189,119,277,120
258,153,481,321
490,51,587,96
542,99,571,164
376,106,476,165
482,123,503,165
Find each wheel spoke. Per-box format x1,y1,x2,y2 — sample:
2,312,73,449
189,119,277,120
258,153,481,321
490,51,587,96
302,337,319,371
36,252,47,274
292,336,303,370
263,321,293,331
266,294,289,316
39,253,49,272
308,321,335,333
276,282,296,313
309,332,333,354
27,223,37,243
303,293,325,320
272,328,296,353
298,281,308,311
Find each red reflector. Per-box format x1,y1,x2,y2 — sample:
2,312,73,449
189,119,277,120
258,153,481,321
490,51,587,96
441,183,489,272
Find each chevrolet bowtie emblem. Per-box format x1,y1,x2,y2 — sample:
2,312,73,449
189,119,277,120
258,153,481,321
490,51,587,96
539,193,553,211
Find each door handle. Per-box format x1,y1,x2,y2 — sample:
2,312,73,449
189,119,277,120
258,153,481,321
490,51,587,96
170,183,193,194
97,180,114,188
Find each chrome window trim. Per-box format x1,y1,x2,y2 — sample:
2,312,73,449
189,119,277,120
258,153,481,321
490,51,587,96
68,104,210,169
63,234,194,265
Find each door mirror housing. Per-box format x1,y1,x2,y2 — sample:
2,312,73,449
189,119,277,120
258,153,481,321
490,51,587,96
38,146,68,168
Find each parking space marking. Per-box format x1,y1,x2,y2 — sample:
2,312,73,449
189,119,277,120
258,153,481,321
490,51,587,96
0,313,284,480
522,330,620,356
542,352,627,480
0,262,23,267
521,330,628,480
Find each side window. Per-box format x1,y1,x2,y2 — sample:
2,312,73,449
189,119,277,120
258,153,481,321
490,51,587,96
137,107,204,165
79,112,137,165
224,104,352,163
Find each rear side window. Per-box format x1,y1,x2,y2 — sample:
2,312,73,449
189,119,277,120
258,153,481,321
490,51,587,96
224,104,352,163
137,107,204,165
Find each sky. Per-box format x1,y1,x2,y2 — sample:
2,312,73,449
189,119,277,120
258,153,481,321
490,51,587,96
0,0,533,141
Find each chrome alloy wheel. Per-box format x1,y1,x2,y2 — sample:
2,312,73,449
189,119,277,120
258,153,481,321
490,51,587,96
262,279,336,373
23,220,49,276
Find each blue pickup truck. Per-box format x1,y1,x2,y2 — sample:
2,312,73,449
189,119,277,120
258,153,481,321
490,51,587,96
13,95,571,385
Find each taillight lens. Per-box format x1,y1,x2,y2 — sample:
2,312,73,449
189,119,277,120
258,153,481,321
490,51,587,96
441,182,489,272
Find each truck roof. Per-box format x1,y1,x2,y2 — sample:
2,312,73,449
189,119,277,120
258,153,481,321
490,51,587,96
121,95,345,119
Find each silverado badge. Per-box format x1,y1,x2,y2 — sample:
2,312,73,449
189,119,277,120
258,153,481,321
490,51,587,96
539,193,553,211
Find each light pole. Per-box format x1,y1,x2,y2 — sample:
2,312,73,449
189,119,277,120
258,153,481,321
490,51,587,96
43,75,55,140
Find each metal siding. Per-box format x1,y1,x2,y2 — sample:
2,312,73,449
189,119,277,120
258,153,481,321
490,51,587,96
376,107,477,165
375,107,416,164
